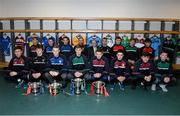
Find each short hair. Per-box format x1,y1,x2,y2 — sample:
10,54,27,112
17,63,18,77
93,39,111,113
48,37,54,41
116,50,124,55
36,44,43,50
129,38,136,42
96,48,103,53
141,52,150,57
14,46,23,51
62,36,70,41
75,45,83,49
53,44,60,49
102,37,107,41
115,36,121,40
144,38,151,43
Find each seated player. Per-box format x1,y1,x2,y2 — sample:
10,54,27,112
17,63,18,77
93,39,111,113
44,37,55,58
68,45,89,80
100,37,111,61
152,51,173,92
110,36,125,59
110,51,130,91
60,36,74,61
44,45,67,84
132,53,155,90
29,45,47,82
87,39,99,61
125,38,138,70
86,49,109,82
141,39,155,59
6,46,29,84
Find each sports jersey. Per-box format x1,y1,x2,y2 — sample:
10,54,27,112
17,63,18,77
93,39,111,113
111,59,130,77
60,44,73,59
100,46,111,60
15,34,25,49
162,37,176,51
72,34,86,46
8,56,29,72
110,44,125,59
87,35,101,47
27,33,39,47
90,56,109,76
150,35,161,57
155,59,172,76
69,54,88,72
105,34,115,48
125,45,138,61
46,54,67,73
30,55,47,73
42,34,55,48
121,35,130,47
133,59,154,77
0,35,11,56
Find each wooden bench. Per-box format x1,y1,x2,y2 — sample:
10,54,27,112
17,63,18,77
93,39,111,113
0,62,9,68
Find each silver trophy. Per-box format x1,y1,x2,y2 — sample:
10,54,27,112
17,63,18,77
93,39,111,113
29,82,41,95
49,82,62,95
72,78,84,95
94,81,105,94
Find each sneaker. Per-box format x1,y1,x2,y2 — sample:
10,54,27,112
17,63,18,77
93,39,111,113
118,82,125,91
151,84,156,91
159,84,168,92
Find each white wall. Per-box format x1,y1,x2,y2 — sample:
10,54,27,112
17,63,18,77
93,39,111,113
0,0,180,18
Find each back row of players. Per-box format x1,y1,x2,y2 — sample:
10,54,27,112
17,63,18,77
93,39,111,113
6,33,179,92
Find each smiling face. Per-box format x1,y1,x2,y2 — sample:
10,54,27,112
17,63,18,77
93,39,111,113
160,52,168,61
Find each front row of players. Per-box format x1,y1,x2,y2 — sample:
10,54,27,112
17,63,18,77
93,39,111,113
7,44,173,93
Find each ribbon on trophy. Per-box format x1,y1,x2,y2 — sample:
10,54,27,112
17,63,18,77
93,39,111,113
88,81,109,97
70,78,87,96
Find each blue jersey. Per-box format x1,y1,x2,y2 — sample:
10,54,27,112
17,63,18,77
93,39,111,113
42,35,55,48
0,36,11,56
47,55,67,72
150,35,161,57
87,35,101,47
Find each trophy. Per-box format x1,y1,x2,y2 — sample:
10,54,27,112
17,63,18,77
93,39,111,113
29,82,42,95
94,81,105,94
49,82,62,96
72,78,84,95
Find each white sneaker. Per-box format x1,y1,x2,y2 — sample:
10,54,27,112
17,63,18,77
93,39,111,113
151,84,156,91
159,84,168,92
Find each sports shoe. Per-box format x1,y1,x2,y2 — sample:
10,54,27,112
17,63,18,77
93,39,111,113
159,84,168,92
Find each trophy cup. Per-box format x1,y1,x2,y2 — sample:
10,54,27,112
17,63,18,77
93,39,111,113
94,81,105,94
29,82,41,95
72,78,84,95
49,82,62,95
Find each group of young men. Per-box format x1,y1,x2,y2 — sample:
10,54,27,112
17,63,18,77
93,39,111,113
6,35,174,92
